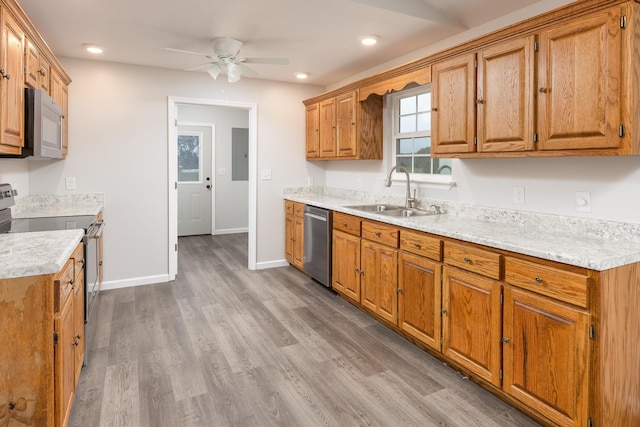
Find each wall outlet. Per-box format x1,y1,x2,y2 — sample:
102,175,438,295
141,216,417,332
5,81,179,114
513,186,525,205
261,169,272,180
576,191,591,212
307,176,314,186
65,177,76,190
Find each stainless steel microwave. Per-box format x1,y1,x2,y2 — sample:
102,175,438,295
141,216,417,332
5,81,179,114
0,88,63,159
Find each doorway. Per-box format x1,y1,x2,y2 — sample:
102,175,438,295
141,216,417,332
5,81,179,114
168,96,258,279
177,123,214,236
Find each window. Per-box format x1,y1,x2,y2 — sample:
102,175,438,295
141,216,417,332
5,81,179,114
389,86,452,181
177,132,203,182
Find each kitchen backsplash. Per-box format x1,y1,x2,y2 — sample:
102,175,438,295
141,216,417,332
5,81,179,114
11,193,104,216
284,186,640,244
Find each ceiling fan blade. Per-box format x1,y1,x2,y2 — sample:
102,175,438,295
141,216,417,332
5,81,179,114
212,37,244,56
163,47,214,59
237,63,258,78
184,61,219,71
349,0,466,28
243,57,289,65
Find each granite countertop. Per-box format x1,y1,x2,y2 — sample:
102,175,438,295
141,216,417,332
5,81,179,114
0,193,104,280
0,230,85,279
284,190,640,271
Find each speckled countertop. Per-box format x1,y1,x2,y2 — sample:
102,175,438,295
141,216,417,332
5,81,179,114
0,193,104,280
284,187,640,271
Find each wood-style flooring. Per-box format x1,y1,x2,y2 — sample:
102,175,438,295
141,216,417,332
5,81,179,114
69,233,539,427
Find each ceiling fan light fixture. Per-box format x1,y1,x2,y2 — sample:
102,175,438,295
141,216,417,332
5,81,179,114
227,62,242,83
360,35,379,46
206,64,222,80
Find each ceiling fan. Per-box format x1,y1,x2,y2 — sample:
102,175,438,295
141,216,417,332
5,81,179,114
349,0,466,28
165,37,289,82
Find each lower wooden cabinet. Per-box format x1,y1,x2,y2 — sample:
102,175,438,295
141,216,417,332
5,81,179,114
442,266,503,387
284,201,304,269
332,229,361,302
503,286,591,427
398,252,442,351
361,239,398,324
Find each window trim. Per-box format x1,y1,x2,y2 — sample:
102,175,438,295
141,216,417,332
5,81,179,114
386,85,455,190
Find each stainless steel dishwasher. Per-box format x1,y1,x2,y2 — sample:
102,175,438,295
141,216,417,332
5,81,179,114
303,205,332,288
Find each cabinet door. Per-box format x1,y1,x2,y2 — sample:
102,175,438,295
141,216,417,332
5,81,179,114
537,6,623,151
293,215,304,269
61,83,69,157
432,53,476,154
305,103,320,158
503,286,590,427
477,36,535,152
39,56,51,93
442,266,502,387
0,12,24,153
361,240,398,324
398,252,442,351
24,37,39,88
319,98,336,157
55,296,75,427
336,91,357,158
332,230,361,302
285,213,294,263
73,276,85,384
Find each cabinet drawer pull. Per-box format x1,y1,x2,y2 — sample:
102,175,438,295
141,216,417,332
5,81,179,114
535,277,543,283
375,232,381,237
463,257,471,263
502,337,510,344
414,243,421,248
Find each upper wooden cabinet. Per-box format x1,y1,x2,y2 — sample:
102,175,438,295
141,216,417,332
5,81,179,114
0,9,24,155
304,89,383,161
0,1,71,157
537,6,623,152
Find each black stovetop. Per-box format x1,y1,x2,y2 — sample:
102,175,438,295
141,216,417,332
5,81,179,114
0,215,96,234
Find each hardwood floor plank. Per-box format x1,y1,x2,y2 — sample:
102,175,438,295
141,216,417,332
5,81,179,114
69,234,539,427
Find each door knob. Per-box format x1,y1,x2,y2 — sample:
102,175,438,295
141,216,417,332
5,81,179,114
206,185,211,189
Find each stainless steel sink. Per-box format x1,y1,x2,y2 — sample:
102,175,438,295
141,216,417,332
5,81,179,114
346,204,403,212
377,208,436,217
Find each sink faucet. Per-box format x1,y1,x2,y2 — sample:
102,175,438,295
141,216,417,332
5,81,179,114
384,165,416,208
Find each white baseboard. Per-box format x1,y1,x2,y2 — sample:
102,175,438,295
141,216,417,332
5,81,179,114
255,259,290,270
214,227,248,235
100,274,170,291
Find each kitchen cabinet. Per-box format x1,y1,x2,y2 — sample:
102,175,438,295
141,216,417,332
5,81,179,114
360,220,399,324
303,90,382,161
0,241,84,427
284,201,304,270
331,212,361,302
537,5,623,152
0,8,24,155
431,53,476,155
50,68,69,157
503,286,590,427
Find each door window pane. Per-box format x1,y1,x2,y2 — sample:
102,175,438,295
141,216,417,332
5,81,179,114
178,133,201,182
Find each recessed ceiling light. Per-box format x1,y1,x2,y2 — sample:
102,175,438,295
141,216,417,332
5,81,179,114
295,72,309,80
360,35,379,46
83,44,103,54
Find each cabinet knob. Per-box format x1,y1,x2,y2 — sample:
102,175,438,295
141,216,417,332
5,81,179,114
397,288,403,293
535,277,543,283
476,99,484,104
375,232,381,237
502,337,510,344
431,107,438,112
76,334,81,340
441,308,447,314
539,87,547,93
0,69,10,80
414,243,421,248
354,268,360,273
342,222,348,227
73,340,78,346
463,257,471,263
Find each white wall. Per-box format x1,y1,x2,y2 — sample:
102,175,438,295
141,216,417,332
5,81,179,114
178,104,250,232
0,159,29,196
5,58,323,287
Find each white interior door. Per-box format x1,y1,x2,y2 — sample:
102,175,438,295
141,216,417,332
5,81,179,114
177,124,214,236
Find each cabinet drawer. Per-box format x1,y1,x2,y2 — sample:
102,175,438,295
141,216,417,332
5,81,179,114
505,257,589,308
333,212,361,236
72,242,84,279
400,230,442,261
54,258,75,313
444,242,502,280
285,200,294,215
361,221,399,248
293,202,305,217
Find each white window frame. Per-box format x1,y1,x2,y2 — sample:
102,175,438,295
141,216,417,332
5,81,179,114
386,85,455,190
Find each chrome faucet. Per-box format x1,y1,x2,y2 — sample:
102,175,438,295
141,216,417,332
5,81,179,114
384,165,416,208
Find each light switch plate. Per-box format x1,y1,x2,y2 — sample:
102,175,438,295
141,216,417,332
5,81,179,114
576,191,591,212
513,186,525,205
261,169,272,180
65,177,76,190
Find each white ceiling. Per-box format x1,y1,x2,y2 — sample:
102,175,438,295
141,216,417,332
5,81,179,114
20,0,555,86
